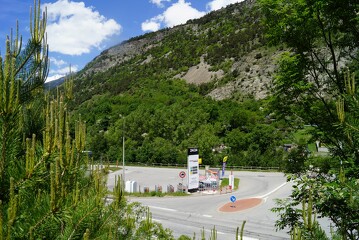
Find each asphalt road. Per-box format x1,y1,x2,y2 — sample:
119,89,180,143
107,166,295,239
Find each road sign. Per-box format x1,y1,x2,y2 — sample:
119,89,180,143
179,171,186,178
230,195,236,203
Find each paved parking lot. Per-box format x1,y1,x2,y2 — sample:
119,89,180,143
107,166,195,193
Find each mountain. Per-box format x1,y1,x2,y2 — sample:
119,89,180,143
73,0,280,102
44,77,65,90
62,0,287,167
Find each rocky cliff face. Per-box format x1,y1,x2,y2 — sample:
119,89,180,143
80,32,168,77
210,47,285,100
77,0,279,100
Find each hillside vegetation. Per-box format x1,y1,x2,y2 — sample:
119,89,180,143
63,0,290,168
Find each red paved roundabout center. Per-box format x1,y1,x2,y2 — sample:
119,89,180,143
218,198,263,212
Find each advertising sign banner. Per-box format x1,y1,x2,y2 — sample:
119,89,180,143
187,148,199,191
222,156,228,177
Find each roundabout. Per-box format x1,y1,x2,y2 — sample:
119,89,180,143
108,166,291,239
218,197,263,212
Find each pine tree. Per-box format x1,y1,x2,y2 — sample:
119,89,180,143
0,0,49,199
0,1,175,239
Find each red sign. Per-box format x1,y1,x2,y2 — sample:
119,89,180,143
179,171,186,178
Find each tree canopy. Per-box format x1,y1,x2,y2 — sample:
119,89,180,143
260,0,359,167
259,0,359,239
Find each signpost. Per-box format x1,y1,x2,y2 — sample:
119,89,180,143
230,195,236,208
179,171,186,193
179,171,186,178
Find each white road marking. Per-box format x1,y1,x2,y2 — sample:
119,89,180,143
149,206,178,212
243,237,259,240
257,182,287,198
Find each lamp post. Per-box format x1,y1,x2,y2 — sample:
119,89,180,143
122,120,125,182
120,115,125,182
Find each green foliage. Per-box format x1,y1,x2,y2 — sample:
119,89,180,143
126,190,188,198
0,0,48,202
272,174,359,240
77,85,283,168
133,207,175,240
284,142,308,175
237,221,246,240
260,0,359,238
0,2,177,239
260,0,359,164
177,235,192,240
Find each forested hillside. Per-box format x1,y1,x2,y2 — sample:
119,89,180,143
65,0,287,168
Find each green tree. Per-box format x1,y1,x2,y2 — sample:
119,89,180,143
0,0,49,200
284,141,309,175
259,0,359,238
259,0,359,165
0,1,175,239
182,124,220,165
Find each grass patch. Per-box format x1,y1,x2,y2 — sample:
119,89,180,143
125,191,189,197
108,166,121,172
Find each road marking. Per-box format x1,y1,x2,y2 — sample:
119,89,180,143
203,229,225,235
202,214,212,218
149,206,178,212
243,237,259,240
257,182,287,198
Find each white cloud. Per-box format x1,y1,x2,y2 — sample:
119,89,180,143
206,0,243,11
46,57,78,82
150,0,171,8
43,0,121,55
50,57,66,67
142,17,162,32
142,0,205,32
49,65,78,75
163,0,205,27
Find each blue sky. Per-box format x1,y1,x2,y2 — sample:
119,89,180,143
0,0,243,82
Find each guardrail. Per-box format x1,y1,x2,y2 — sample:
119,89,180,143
110,162,280,171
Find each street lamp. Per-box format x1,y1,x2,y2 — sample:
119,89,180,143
119,114,125,182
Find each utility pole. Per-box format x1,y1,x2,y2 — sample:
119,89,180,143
122,120,125,182
119,114,125,182
120,115,125,182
